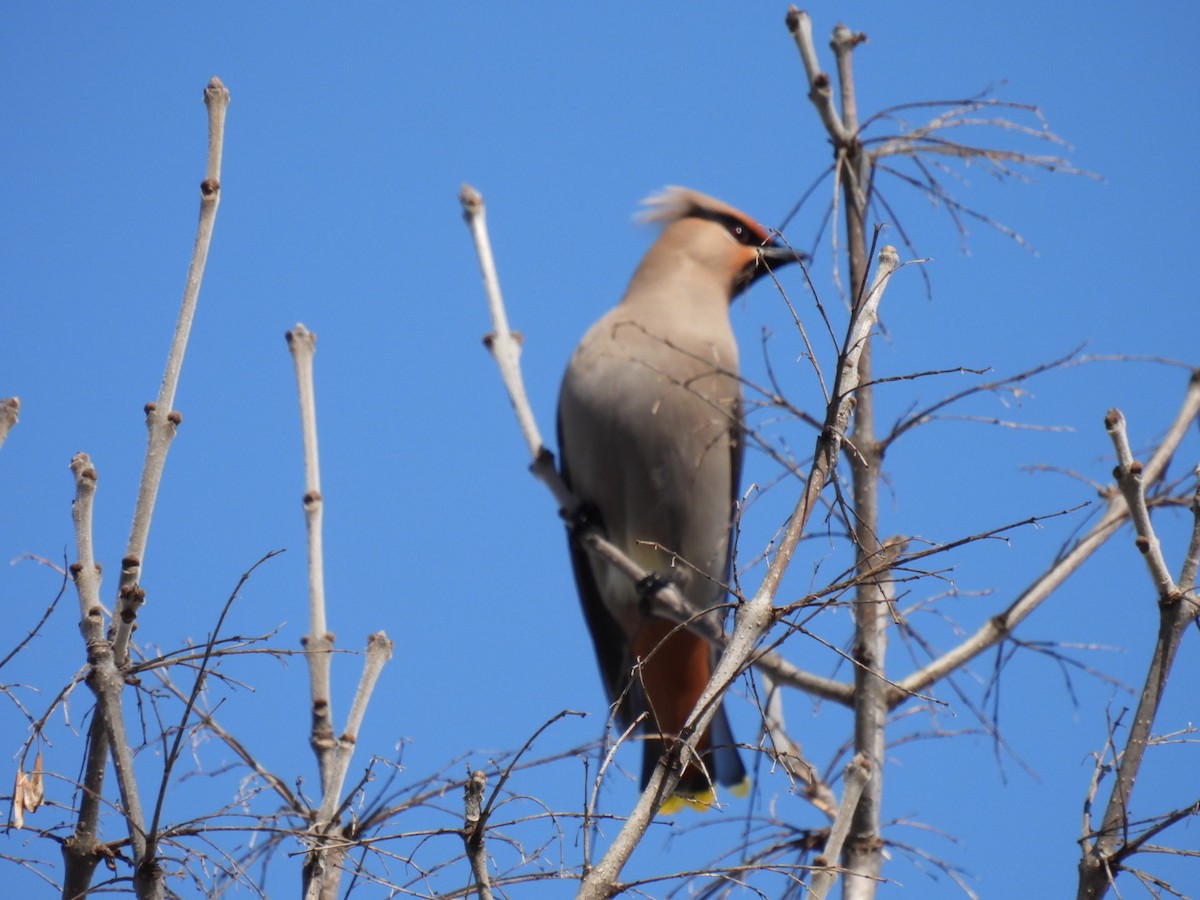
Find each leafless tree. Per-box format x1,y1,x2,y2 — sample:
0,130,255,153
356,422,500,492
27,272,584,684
463,9,1198,900
3,9,1196,900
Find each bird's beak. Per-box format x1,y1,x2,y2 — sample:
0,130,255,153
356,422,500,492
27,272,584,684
758,243,805,269
736,241,803,294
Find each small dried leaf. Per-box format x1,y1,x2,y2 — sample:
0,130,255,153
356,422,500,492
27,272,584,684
25,751,44,810
11,774,24,829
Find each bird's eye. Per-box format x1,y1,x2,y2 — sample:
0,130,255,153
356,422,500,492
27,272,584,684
726,220,755,245
694,208,763,246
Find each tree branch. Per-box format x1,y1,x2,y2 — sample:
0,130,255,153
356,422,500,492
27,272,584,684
68,453,157,897
1075,405,1200,899
578,244,898,900
809,753,873,899
894,371,1200,704
113,76,230,666
286,324,337,794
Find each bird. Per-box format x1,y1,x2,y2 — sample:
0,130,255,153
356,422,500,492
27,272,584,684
556,186,797,812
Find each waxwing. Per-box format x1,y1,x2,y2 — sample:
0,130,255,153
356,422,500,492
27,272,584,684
557,186,797,812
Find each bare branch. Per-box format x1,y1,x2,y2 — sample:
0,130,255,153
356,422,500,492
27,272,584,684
113,76,230,666
895,371,1200,703
459,187,551,466
1106,409,1177,599
785,7,848,145
758,672,838,816
2,559,70,683
461,769,493,900
145,551,285,861
286,323,336,794
313,632,394,829
67,453,156,897
1076,404,1200,899
809,754,873,899
881,346,1084,452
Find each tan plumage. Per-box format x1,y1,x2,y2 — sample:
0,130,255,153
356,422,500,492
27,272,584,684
557,187,796,811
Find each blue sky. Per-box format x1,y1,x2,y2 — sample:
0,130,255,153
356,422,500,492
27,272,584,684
2,3,1198,897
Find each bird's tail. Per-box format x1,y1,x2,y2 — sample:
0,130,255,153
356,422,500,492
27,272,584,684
645,702,748,814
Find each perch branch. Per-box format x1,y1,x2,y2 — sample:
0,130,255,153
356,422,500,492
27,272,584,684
460,185,850,707
578,245,898,899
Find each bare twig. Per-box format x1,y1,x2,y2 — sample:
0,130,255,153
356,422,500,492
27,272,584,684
462,769,493,900
286,323,348,900
0,559,69,677
67,453,156,897
143,678,300,814
785,7,848,144
758,671,838,816
60,80,230,899
286,324,337,792
881,346,1084,451
313,632,394,829
287,323,397,899
896,372,1200,702
460,185,577,519
809,754,873,899
1075,405,1200,900
145,551,284,863
113,76,230,666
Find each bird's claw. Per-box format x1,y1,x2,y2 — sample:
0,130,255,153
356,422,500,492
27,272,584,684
636,572,671,614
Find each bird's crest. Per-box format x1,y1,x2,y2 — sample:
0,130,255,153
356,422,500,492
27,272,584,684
638,186,772,245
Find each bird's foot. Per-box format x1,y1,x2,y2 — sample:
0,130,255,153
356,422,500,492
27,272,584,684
636,572,672,615
564,502,602,534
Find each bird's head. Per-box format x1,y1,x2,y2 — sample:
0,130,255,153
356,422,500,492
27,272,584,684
639,186,801,298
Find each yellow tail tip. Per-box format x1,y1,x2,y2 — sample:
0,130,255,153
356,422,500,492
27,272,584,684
659,788,714,815
729,775,751,798
657,779,751,814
